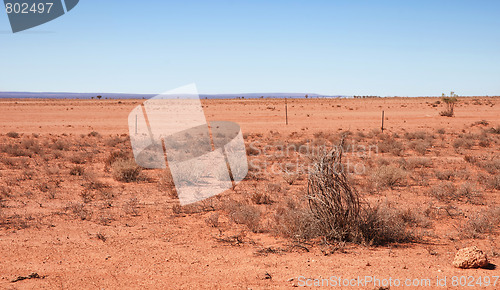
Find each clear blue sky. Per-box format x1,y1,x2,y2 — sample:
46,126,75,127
1,0,499,96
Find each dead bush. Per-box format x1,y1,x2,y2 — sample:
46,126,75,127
205,212,219,227
69,165,85,176
123,197,140,216
251,192,273,205
282,169,299,185
272,204,320,241
65,202,92,221
104,151,132,171
371,165,407,188
225,200,261,233
307,145,414,245
429,182,456,201
409,140,432,155
459,207,500,238
486,175,500,190
456,182,482,204
478,159,500,174
6,131,20,138
404,131,428,140
377,138,404,156
51,140,70,151
453,138,474,150
403,157,432,170
435,170,455,181
1,144,32,157
357,205,415,246
111,159,142,182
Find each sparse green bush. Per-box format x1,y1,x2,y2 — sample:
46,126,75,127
439,92,458,117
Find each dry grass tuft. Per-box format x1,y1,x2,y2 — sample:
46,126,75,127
371,165,407,188
111,159,142,182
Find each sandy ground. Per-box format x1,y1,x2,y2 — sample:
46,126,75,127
0,97,499,289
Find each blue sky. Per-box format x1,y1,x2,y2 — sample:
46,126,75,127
1,0,499,96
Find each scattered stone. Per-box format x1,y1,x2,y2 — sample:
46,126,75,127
452,246,489,269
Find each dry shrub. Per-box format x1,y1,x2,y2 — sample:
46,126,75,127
123,197,140,216
251,192,273,205
459,207,500,238
409,140,432,155
69,152,91,164
272,204,319,241
456,182,482,204
21,139,42,155
453,137,474,149
105,151,132,170
65,202,92,220
307,145,414,245
404,131,428,140
105,136,126,147
69,165,85,176
403,157,432,169
6,131,20,138
377,138,404,156
246,145,260,156
307,147,360,241
51,140,70,151
478,159,500,174
282,169,299,185
205,212,219,227
88,131,100,137
486,175,500,190
371,165,407,188
429,182,480,203
435,170,455,181
225,200,261,232
80,189,95,203
111,159,142,182
83,173,109,190
1,144,32,157
429,182,456,201
357,205,415,245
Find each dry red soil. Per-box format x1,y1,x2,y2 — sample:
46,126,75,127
0,97,499,289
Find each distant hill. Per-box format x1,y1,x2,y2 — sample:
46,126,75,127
0,92,351,99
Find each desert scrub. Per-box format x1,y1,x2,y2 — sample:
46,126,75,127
225,200,261,233
6,131,20,138
376,138,404,156
371,165,407,188
307,144,415,245
459,207,500,238
111,159,142,182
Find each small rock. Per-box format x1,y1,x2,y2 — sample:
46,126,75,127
452,246,489,269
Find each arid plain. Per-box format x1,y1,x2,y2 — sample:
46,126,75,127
0,97,499,289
